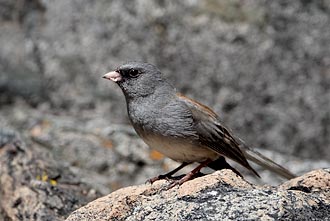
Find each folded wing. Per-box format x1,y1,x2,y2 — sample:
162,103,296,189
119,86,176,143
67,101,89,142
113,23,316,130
177,93,260,177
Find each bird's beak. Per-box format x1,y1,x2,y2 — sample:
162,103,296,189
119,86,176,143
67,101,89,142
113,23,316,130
102,71,122,82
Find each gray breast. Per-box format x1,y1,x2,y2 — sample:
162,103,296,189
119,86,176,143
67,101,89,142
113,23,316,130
128,96,198,140
126,97,219,162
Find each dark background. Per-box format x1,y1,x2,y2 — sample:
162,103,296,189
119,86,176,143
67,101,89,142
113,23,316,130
1,0,329,193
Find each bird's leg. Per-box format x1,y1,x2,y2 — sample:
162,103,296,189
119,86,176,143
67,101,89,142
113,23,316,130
207,156,243,177
167,159,212,189
146,162,190,184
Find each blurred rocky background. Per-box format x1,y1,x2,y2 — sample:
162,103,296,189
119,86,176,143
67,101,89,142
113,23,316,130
0,0,330,219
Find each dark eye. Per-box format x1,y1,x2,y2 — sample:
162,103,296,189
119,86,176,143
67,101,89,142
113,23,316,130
128,69,139,78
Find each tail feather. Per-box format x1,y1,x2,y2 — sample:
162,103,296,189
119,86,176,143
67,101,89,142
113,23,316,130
243,148,296,180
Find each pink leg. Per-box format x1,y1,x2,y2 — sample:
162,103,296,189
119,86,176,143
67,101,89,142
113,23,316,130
167,159,212,189
146,162,190,184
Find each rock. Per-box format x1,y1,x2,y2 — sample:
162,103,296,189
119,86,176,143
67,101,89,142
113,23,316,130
0,128,100,221
280,169,330,192
66,169,330,221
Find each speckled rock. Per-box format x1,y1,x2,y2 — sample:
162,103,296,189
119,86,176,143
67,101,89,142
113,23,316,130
0,128,100,221
66,169,330,221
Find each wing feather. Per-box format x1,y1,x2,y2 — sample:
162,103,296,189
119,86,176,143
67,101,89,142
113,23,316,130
177,93,259,177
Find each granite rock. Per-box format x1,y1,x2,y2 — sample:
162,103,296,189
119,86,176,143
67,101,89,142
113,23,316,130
0,128,100,221
66,169,330,221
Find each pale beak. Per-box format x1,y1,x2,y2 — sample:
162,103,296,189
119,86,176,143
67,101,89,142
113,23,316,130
102,71,122,82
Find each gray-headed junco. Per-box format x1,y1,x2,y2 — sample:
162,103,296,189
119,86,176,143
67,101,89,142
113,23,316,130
103,62,295,187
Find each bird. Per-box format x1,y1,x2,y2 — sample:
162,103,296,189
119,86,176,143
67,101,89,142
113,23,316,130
102,62,296,188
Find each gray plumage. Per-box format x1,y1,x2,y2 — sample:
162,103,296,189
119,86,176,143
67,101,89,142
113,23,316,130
104,62,296,180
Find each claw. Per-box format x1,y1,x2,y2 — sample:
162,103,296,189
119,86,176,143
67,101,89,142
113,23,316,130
165,159,212,190
146,174,174,184
146,160,211,189
146,162,190,185
146,176,160,184
166,180,181,190
165,172,194,189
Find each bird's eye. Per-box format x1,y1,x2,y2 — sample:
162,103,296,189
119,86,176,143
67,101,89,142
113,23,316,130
128,69,139,78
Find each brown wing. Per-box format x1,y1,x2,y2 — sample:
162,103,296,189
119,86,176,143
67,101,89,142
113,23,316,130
177,93,260,177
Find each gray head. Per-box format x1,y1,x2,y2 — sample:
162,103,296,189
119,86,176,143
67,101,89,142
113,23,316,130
103,62,174,99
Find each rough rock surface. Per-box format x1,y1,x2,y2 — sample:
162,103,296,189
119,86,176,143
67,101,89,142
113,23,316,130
66,169,330,221
0,129,100,221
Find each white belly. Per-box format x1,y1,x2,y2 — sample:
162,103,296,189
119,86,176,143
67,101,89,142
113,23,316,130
142,134,219,163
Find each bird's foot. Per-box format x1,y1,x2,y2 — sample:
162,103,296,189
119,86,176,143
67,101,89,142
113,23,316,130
166,171,197,189
166,159,212,190
146,174,175,184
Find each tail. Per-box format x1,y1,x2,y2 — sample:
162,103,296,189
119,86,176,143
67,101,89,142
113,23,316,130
243,147,296,179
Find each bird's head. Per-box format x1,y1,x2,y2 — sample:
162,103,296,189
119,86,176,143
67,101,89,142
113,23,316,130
103,62,173,99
